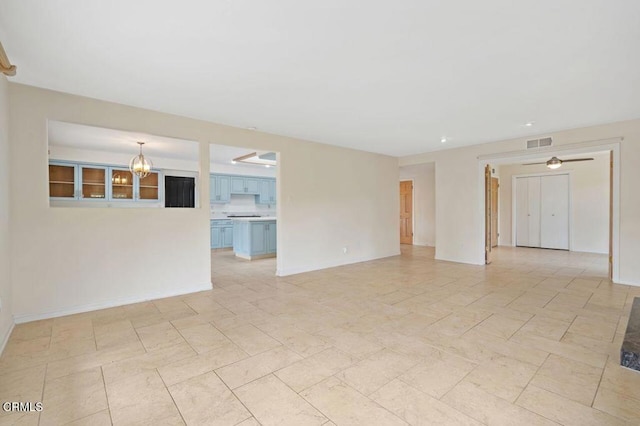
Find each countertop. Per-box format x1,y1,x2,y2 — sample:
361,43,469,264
229,216,277,222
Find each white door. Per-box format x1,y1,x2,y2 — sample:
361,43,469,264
527,177,541,247
516,176,541,247
515,178,530,246
540,174,570,249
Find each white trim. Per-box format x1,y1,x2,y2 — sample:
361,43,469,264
0,321,15,356
400,179,415,245
478,139,621,283
614,279,640,288
276,251,401,276
12,282,212,324
511,171,572,250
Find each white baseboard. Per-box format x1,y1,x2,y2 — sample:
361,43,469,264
13,282,212,324
276,251,401,277
434,254,485,266
412,241,434,247
0,321,15,356
615,279,640,287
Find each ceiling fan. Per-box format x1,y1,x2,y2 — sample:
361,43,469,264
523,156,594,170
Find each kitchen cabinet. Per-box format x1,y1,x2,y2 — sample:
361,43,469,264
210,174,231,203
230,176,260,194
210,219,233,249
258,178,277,204
80,165,107,199
138,171,160,201
110,168,134,200
49,163,78,199
48,161,163,204
232,219,276,259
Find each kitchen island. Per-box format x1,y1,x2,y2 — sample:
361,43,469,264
231,217,277,260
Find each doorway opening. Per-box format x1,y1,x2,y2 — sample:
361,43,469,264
480,139,620,282
400,180,413,245
399,163,436,253
209,143,279,279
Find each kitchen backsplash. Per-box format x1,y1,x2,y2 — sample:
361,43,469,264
210,194,275,218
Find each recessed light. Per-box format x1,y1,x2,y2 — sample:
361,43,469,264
264,165,271,168
231,160,237,164
440,137,447,143
525,121,534,127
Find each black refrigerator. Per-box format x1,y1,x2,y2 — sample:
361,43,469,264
164,176,195,208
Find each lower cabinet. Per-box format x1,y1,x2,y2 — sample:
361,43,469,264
232,220,276,259
210,220,233,249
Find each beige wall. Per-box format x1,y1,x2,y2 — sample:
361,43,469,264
400,119,640,286
0,75,12,349
498,153,610,253
399,163,435,246
9,83,400,322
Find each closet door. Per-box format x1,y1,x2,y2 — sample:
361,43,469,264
540,174,569,249
527,177,541,247
515,178,529,246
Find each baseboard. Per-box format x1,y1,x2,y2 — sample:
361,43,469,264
615,279,640,288
412,241,434,247
434,254,485,266
276,251,401,276
13,282,213,324
0,321,15,356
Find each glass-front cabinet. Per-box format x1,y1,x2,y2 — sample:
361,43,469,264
48,161,162,205
139,172,159,201
49,163,77,199
81,166,107,199
111,168,134,200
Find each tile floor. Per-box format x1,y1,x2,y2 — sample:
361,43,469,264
2,246,640,425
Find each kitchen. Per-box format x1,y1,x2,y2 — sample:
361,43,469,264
209,143,278,263
47,121,278,268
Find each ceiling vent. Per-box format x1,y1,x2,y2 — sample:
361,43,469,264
526,137,553,149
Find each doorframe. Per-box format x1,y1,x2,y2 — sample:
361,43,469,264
400,179,415,245
511,170,573,250
477,137,621,282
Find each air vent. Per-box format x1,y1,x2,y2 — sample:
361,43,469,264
538,137,552,147
526,137,553,149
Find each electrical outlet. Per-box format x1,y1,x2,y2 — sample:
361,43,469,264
343,247,348,254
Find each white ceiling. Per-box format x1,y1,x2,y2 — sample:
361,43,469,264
49,120,270,166
3,1,639,157
48,121,200,161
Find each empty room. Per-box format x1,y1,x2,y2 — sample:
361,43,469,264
1,1,640,425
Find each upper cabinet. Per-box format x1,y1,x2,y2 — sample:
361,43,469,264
81,165,107,199
210,174,231,203
211,173,276,204
49,161,163,204
230,176,260,194
49,163,77,199
258,179,276,204
111,168,134,200
139,172,160,201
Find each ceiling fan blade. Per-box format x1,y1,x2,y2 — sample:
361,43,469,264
561,158,594,163
522,162,547,165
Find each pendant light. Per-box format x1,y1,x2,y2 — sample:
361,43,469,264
129,142,153,178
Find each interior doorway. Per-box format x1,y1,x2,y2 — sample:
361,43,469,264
478,139,620,282
400,180,413,244
484,166,500,263
208,143,278,277
491,177,499,247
